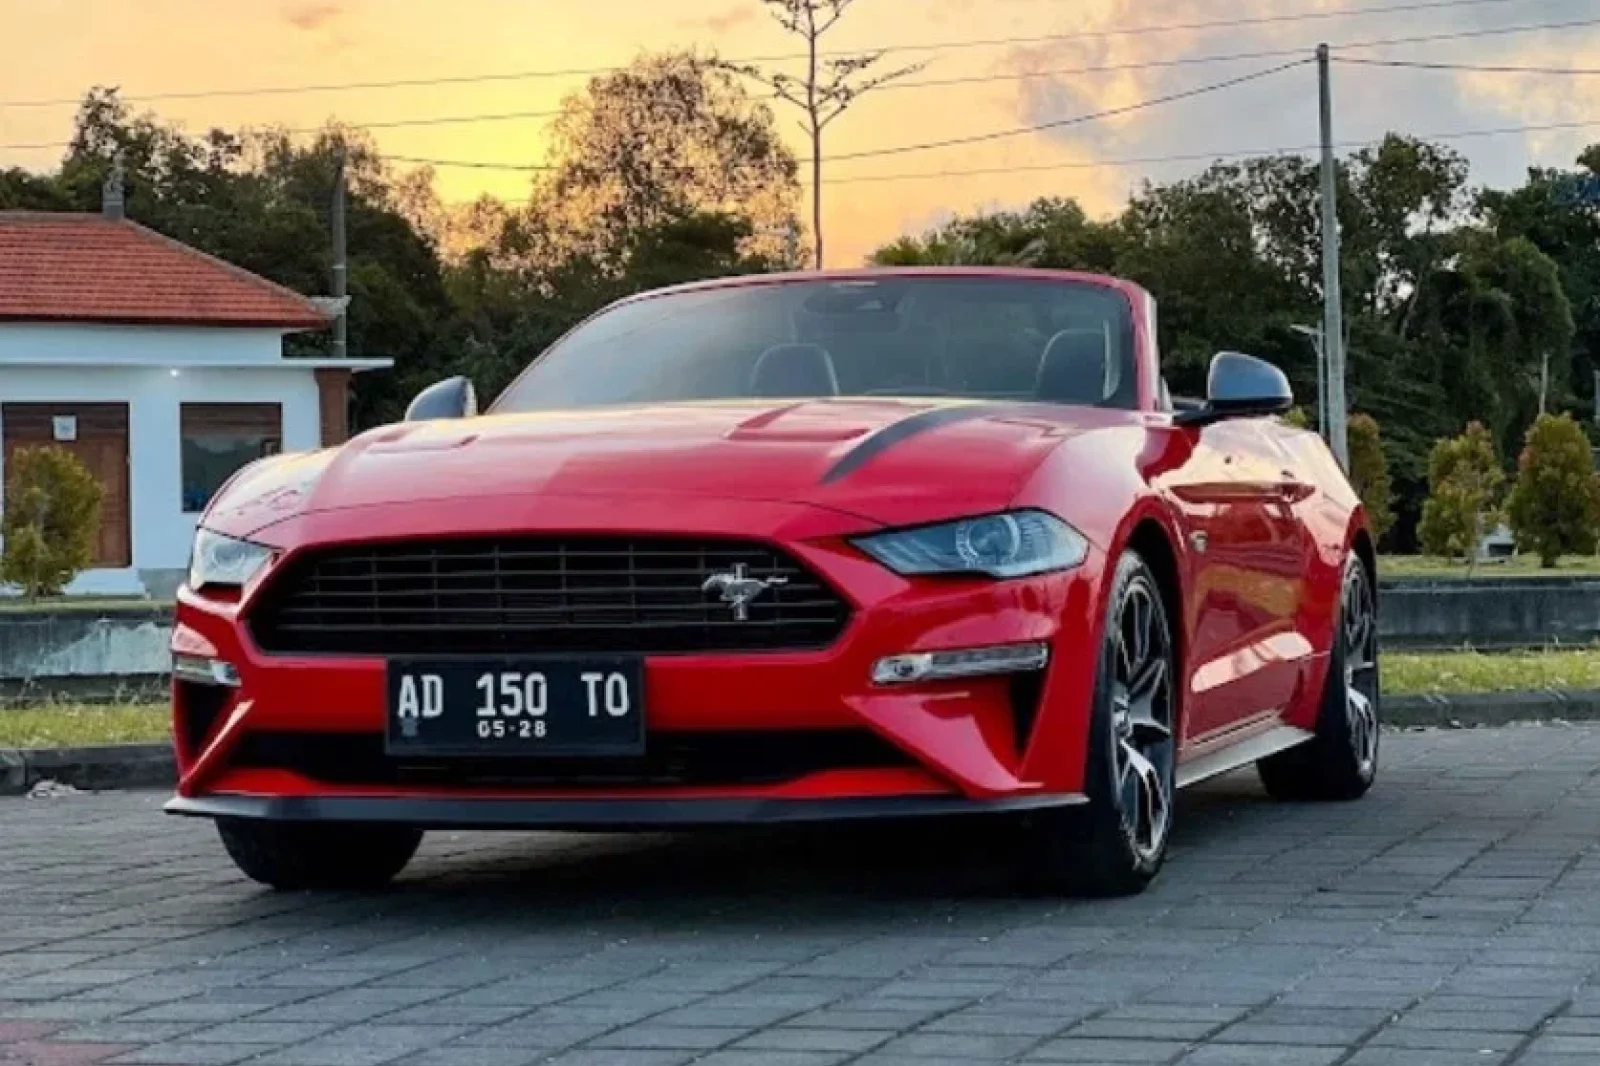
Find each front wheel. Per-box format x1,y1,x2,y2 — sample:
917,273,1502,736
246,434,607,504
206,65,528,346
1257,554,1379,801
217,820,423,890
1034,549,1178,897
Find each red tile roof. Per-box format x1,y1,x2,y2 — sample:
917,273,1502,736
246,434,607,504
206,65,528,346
0,211,332,330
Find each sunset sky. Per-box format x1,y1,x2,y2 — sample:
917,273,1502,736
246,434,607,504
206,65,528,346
2,0,1596,266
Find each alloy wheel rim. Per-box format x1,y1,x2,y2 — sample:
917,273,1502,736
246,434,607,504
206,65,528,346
1109,577,1175,866
1343,564,1380,778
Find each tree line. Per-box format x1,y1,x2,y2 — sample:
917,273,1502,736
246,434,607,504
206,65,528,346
3,53,1597,553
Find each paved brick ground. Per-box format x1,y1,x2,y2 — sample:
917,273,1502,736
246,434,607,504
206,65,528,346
4,724,1600,1066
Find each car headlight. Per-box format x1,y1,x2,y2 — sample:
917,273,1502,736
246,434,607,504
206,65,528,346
188,529,274,590
853,510,1089,579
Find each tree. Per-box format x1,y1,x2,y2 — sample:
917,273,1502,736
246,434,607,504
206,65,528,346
1407,231,1574,458
1348,413,1396,542
451,211,782,401
1418,421,1504,562
731,0,922,266
1479,149,1600,424
1,447,103,600
1116,168,1309,395
531,52,801,271
869,197,1120,271
1506,412,1600,567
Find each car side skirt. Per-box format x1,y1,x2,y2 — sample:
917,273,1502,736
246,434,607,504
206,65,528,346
165,791,1090,831
1175,724,1315,790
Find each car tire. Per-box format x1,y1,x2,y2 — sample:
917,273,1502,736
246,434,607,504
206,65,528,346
1034,548,1178,897
1257,554,1379,802
216,820,423,891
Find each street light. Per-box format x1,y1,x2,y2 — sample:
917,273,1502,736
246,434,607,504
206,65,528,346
1290,323,1327,436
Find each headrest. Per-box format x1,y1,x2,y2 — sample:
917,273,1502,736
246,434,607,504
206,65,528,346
1034,330,1111,406
749,343,840,398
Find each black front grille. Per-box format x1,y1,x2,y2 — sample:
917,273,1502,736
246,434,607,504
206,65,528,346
232,730,911,789
248,536,851,656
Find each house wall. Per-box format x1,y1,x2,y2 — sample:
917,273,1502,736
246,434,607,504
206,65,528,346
0,325,320,596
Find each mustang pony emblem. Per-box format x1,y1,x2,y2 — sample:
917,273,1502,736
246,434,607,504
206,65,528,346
701,563,787,621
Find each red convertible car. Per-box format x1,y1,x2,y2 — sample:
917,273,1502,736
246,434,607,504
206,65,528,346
166,267,1378,897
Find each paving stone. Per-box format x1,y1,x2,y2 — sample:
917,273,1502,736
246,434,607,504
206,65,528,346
111,1043,278,1065
585,1025,749,1050
870,1031,1039,1059
8,728,1600,1066
534,1054,694,1066
735,1028,896,1053
1026,1037,1191,1061
1177,1045,1345,1065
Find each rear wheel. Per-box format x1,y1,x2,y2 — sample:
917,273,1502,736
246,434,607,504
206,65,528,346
1035,549,1177,897
217,820,423,890
1257,554,1379,801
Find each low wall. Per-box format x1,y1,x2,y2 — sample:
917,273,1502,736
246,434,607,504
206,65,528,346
0,604,171,704
1377,576,1600,651
0,576,1596,704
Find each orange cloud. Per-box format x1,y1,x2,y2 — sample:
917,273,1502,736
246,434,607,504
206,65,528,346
283,2,344,32
683,5,759,35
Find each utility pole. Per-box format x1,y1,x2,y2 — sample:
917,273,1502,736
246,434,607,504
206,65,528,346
330,150,348,359
1317,44,1349,470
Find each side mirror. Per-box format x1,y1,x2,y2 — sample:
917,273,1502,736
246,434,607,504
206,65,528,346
404,376,477,421
1175,351,1292,426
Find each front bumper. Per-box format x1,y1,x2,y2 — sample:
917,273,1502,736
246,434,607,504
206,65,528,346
169,496,1111,815
165,790,1087,829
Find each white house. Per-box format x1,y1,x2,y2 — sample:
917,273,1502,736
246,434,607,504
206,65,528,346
0,195,390,598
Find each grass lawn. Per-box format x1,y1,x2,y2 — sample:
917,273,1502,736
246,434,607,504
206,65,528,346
1384,648,1600,696
0,704,168,748
0,597,172,614
1380,554,1600,579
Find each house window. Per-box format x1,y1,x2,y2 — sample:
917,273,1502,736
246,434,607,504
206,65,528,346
181,403,282,513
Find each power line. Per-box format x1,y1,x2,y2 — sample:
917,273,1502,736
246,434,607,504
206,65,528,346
834,118,1600,181
829,59,1312,162
1336,57,1600,75
0,0,1546,110
417,117,1600,188
383,60,1307,174
0,55,1309,156
5,14,1598,157
4,15,1598,153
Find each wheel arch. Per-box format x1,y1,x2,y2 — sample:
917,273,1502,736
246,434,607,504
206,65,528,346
1125,515,1186,735
1351,523,1378,606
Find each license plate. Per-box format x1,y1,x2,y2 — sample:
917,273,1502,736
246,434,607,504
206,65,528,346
385,658,645,756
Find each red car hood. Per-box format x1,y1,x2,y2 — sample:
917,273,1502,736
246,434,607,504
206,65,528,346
207,399,1106,537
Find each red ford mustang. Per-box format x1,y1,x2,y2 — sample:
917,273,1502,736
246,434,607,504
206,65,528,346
166,267,1378,897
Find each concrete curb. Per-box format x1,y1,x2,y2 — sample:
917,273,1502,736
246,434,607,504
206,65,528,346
0,744,173,796
4,691,1600,796
1382,689,1600,729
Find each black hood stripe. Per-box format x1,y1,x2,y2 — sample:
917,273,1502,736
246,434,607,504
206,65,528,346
820,403,1014,485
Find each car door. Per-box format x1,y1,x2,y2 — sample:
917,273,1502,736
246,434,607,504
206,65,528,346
1161,418,1304,741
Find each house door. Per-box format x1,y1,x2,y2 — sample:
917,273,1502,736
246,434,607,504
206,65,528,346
2,403,132,568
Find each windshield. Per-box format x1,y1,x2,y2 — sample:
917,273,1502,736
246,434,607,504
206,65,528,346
492,276,1139,413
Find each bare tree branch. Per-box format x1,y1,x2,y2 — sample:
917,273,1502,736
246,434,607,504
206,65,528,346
745,0,928,267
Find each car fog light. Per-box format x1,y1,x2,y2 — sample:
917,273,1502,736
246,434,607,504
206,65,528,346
172,653,240,688
871,642,1050,685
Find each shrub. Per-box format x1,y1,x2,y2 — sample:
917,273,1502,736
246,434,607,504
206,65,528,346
1,445,104,599
1506,412,1600,567
1418,421,1503,561
1348,413,1395,543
